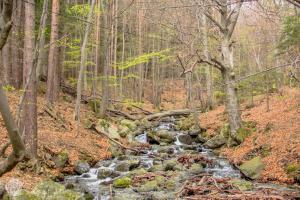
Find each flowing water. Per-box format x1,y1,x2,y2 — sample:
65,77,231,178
65,120,299,199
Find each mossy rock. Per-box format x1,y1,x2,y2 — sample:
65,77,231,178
229,179,253,191
113,177,132,188
148,164,164,172
33,180,65,199
120,119,137,131
163,159,178,171
54,150,69,168
14,190,41,200
176,115,196,131
164,180,176,191
220,123,230,138
188,163,203,174
285,163,300,182
154,176,165,186
239,157,265,179
129,168,147,177
204,135,226,149
138,180,158,192
50,190,83,200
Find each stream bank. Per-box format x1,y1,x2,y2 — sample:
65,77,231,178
65,117,300,199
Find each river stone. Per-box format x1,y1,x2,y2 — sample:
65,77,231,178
115,162,130,172
204,135,226,149
229,179,253,191
97,168,120,179
157,146,175,154
74,161,90,175
147,131,160,144
188,163,203,174
154,176,165,186
151,191,175,200
177,134,193,145
129,168,147,176
138,180,158,192
158,130,176,144
239,157,265,179
113,177,132,188
196,135,207,143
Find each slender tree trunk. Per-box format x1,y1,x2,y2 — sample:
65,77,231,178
46,0,60,105
2,40,11,85
75,0,96,121
11,0,23,89
23,0,37,158
36,0,49,82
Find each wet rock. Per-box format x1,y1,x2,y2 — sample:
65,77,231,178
97,168,120,179
82,173,91,178
128,159,141,170
113,177,132,188
109,144,124,158
239,157,265,179
204,135,226,149
158,130,176,144
138,180,158,192
54,150,69,168
94,160,112,168
117,155,129,161
177,134,193,145
163,159,178,171
74,161,90,175
147,131,160,144
196,135,207,143
181,144,198,151
229,179,253,191
157,146,175,154
188,163,203,174
115,162,130,172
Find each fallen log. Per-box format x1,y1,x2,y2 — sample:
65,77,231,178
144,109,195,121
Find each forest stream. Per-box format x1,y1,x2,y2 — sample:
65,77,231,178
65,118,300,200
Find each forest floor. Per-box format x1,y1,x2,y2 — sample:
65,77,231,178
0,85,299,190
0,89,110,189
201,87,300,184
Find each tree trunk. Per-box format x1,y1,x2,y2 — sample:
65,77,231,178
74,0,96,121
23,0,37,158
2,40,12,85
36,0,49,82
46,0,60,105
11,0,23,89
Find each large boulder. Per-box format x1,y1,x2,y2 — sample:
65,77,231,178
74,161,90,175
239,157,265,179
204,135,226,149
157,130,176,144
33,181,65,199
177,134,193,145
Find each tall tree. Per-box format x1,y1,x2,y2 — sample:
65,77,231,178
75,0,96,121
46,0,60,106
0,0,26,176
23,0,37,157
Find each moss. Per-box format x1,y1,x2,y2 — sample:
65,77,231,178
220,123,230,138
239,157,265,179
176,115,196,131
155,176,165,186
139,180,158,192
164,180,176,191
229,179,253,191
286,163,300,183
236,127,252,144
113,177,132,188
55,150,69,168
33,180,65,199
14,190,41,200
50,190,83,200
